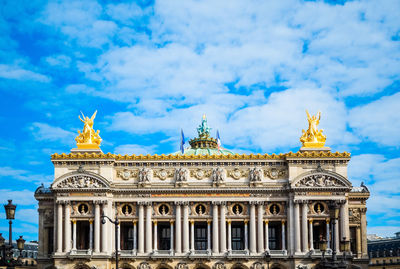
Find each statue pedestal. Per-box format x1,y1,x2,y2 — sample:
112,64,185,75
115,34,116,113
299,147,331,152
71,148,102,153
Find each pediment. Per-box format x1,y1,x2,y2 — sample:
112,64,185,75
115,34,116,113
291,170,352,189
52,171,109,190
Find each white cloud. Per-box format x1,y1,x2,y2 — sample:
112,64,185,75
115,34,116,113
349,92,400,146
30,122,75,144
0,64,50,82
45,54,71,68
0,189,36,206
0,167,53,185
114,144,157,155
368,226,400,238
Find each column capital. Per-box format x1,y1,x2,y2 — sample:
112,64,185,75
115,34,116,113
207,220,212,225
360,208,367,213
170,220,174,224
264,220,269,224
257,201,265,206
249,201,258,205
219,201,227,206
89,219,93,224
244,219,248,224
212,201,220,206
190,219,195,225
133,220,137,225
72,219,76,224
309,218,313,224
56,200,65,205
153,220,157,224
227,219,231,224
182,201,189,206
281,219,286,224
326,218,330,224
174,201,182,206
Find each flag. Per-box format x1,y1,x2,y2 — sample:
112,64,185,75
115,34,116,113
217,130,221,152
180,129,185,154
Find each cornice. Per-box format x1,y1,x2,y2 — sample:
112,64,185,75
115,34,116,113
51,151,350,161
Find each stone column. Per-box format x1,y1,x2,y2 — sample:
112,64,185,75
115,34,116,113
257,203,264,253
265,220,269,251
138,203,144,254
53,203,57,254
227,220,232,251
340,202,346,241
294,202,301,253
56,202,63,253
72,220,77,251
326,219,331,250
89,220,93,250
175,203,182,253
344,201,350,240
244,220,249,251
309,219,314,250
94,203,100,253
133,221,137,252
190,220,195,252
360,208,368,257
335,218,339,253
212,202,219,254
145,203,153,253
288,199,294,255
207,220,211,252
220,203,226,253
117,221,121,251
301,202,308,252
183,203,189,253
101,202,108,253
64,202,71,252
281,220,286,251
153,220,158,252
170,220,174,252
356,226,361,258
249,202,257,254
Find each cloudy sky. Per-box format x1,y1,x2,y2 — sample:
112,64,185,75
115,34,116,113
0,0,399,241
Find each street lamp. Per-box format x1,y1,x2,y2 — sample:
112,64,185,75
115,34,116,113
101,213,119,269
4,200,16,247
340,237,351,268
16,236,25,262
265,252,271,269
328,201,340,262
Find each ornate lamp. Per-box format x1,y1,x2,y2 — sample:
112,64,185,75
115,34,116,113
329,202,340,220
265,252,271,269
319,238,327,252
340,238,350,253
16,236,25,251
4,200,16,220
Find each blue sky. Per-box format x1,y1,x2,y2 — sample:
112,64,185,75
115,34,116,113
0,0,400,241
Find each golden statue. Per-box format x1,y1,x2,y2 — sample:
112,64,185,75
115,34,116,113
300,110,326,148
75,110,102,149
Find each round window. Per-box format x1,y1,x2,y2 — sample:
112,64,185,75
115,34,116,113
195,204,206,215
232,204,243,215
269,204,280,215
158,204,169,215
122,204,133,215
314,203,325,214
78,203,89,214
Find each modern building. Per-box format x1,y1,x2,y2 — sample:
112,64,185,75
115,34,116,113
35,111,370,269
368,232,400,268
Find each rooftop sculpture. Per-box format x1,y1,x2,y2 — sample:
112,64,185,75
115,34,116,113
75,110,102,149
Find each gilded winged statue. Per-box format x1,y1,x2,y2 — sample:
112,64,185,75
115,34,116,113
75,110,102,148
300,110,326,147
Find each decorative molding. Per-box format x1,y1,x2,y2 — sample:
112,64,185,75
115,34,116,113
54,174,107,189
212,167,226,186
294,174,346,187
117,169,138,180
190,169,212,180
227,167,248,180
249,167,263,183
138,168,152,186
265,167,287,179
154,169,174,180
175,168,189,186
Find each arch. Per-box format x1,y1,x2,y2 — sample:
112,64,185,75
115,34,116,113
194,263,211,269
120,263,135,269
291,169,352,189
156,263,173,269
270,263,287,269
73,263,91,269
52,171,110,190
231,263,248,269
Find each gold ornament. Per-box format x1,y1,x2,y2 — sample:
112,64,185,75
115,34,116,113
75,110,102,149
300,110,327,148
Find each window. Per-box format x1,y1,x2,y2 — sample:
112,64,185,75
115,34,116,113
232,204,243,215
77,221,91,250
158,222,171,250
120,222,134,250
195,204,206,215
268,222,282,250
158,204,169,215
194,222,207,250
121,204,133,215
269,204,280,215
232,222,244,250
314,203,325,214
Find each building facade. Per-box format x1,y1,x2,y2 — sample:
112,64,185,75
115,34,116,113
368,232,400,268
35,112,370,269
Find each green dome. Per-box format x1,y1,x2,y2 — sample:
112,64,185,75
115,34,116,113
173,147,234,156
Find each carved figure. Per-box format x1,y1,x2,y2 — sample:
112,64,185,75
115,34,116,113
138,168,152,183
251,262,264,269
138,262,150,269
197,114,211,138
250,167,263,182
176,263,188,269
75,110,102,148
213,263,226,269
299,110,326,147
56,175,106,188
212,167,226,185
295,174,344,187
175,168,188,182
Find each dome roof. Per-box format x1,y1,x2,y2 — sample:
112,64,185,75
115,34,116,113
173,146,234,156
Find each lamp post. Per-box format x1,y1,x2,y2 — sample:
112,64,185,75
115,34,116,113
328,201,340,262
4,200,16,247
101,213,119,269
16,236,25,261
339,237,351,268
265,252,271,269
319,237,327,268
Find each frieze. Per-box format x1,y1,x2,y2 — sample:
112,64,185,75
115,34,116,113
190,169,212,180
175,168,189,186
154,169,174,180
265,167,287,179
117,169,138,180
212,167,226,186
249,167,263,182
349,208,361,223
138,168,152,186
294,174,346,188
55,175,107,189
227,168,248,180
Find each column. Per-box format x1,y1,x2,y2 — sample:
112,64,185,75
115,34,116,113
340,202,346,241
170,220,174,252
101,202,108,253
56,202,63,253
117,222,121,251
249,202,257,254
257,203,264,253
220,203,226,253
288,199,294,255
326,219,331,250
361,209,368,257
94,203,100,253
309,219,314,250
335,218,339,253
133,221,137,252
72,220,77,251
138,204,144,253
190,220,195,252
38,209,44,256
175,203,181,253
89,220,93,250
344,201,350,240
207,220,211,252
153,220,158,252
64,202,71,252
212,203,219,254
53,203,57,254
301,202,308,252
227,220,232,251
183,203,189,253
294,201,301,253
244,220,249,251
281,220,286,251
356,226,361,258
265,220,269,251
145,203,152,253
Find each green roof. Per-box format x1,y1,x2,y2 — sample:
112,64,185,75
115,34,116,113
173,147,234,156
